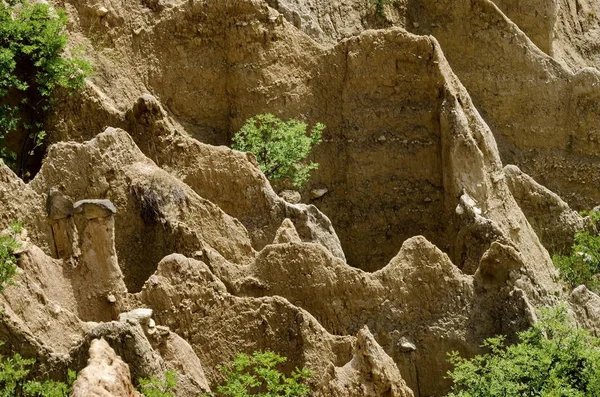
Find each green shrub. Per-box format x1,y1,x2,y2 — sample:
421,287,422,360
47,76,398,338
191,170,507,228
202,351,313,397
232,114,323,189
0,222,22,292
553,210,600,293
138,370,177,397
0,350,75,397
0,0,91,174
445,304,600,397
20,369,76,397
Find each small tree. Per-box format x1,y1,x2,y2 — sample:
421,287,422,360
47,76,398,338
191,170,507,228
445,305,600,397
232,114,323,189
202,351,313,397
0,0,91,176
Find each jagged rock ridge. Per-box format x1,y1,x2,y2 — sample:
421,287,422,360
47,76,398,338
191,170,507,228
0,0,599,396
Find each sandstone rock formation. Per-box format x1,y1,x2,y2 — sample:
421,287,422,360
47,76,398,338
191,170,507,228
570,285,600,337
553,0,600,70
504,164,585,254
0,0,599,396
400,0,600,210
72,338,142,397
42,0,598,269
30,128,256,291
318,326,414,397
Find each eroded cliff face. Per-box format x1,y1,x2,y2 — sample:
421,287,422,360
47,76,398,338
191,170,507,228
0,0,599,396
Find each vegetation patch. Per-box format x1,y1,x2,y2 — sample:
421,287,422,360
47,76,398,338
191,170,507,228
202,351,313,397
232,114,323,189
138,370,177,397
0,353,75,397
0,0,91,176
445,304,600,397
553,210,600,293
0,221,21,292
371,0,401,18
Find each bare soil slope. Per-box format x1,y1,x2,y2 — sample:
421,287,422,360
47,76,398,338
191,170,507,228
0,0,599,396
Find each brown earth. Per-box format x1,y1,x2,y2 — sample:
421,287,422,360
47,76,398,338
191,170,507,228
0,0,599,396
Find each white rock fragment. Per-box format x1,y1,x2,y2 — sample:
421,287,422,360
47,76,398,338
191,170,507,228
310,188,329,199
95,6,108,16
95,6,108,17
462,194,477,208
455,203,464,215
398,337,417,352
458,193,483,216
118,308,153,324
146,318,157,334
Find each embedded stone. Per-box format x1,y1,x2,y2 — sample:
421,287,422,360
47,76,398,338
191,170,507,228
46,188,74,220
95,6,109,17
74,199,117,219
310,188,329,199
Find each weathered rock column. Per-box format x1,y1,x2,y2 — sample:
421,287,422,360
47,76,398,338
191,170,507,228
71,338,142,397
73,199,127,322
46,188,79,259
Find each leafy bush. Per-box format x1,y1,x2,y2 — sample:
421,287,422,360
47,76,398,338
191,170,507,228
20,369,76,397
0,0,91,174
0,350,75,396
232,114,323,189
445,305,600,397
202,351,313,397
553,210,600,293
138,370,177,397
0,222,22,292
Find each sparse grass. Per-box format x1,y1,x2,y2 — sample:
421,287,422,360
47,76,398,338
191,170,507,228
371,0,401,18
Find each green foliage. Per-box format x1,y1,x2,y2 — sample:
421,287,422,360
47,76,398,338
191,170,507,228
138,370,177,397
0,0,91,173
0,350,74,397
202,351,313,397
0,222,22,293
232,114,323,189
371,0,401,17
553,210,600,293
583,210,600,230
0,352,34,396
21,370,76,397
445,305,600,397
